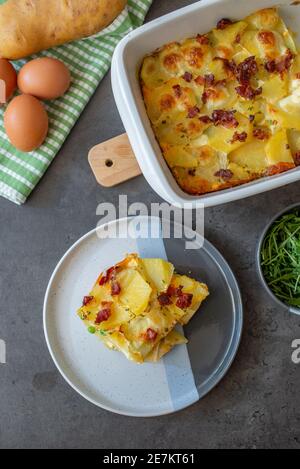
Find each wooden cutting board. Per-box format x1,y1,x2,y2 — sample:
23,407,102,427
88,133,142,187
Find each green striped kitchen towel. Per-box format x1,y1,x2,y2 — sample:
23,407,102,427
0,0,153,205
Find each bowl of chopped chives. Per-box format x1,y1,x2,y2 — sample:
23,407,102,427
258,203,300,316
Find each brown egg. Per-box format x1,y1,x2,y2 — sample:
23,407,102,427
0,58,17,103
18,57,71,100
4,95,49,152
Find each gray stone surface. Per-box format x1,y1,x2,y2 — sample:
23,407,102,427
0,0,300,449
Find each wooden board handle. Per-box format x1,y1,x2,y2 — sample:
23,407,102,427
88,133,142,187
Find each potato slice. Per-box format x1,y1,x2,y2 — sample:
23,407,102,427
206,112,251,154
140,258,174,292
146,330,188,362
229,139,267,172
118,269,152,315
265,129,294,165
262,75,288,103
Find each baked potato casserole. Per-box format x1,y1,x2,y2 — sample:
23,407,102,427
140,8,300,195
77,254,209,363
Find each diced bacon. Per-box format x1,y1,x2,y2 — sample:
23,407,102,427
204,74,215,86
182,71,193,82
253,128,270,140
265,49,294,75
167,285,183,297
82,296,93,306
111,281,121,296
99,266,116,285
235,84,262,100
215,169,234,180
199,115,212,124
187,106,200,118
145,328,158,341
173,84,182,98
217,18,233,30
231,131,248,143
212,109,239,128
157,292,172,306
95,306,111,324
176,293,193,309
235,56,258,84
196,34,209,45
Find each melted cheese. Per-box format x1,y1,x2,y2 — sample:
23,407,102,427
140,8,299,195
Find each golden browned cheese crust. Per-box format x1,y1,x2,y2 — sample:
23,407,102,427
140,8,300,196
0,0,127,59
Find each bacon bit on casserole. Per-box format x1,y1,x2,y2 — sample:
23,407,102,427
157,292,172,306
236,84,262,100
265,49,294,75
294,152,300,166
214,169,234,180
99,266,117,285
212,109,239,128
187,106,200,118
199,115,212,124
249,114,255,122
258,31,275,46
204,73,215,86
173,84,182,98
296,73,300,79
182,71,193,82
176,293,193,309
145,328,158,341
95,304,112,324
235,56,258,84
188,169,196,176
196,34,209,45
111,281,121,296
160,94,176,111
167,285,183,297
253,128,270,140
214,57,237,76
217,18,233,30
82,296,93,306
231,131,248,143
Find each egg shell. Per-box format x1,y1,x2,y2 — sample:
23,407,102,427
0,58,17,103
4,94,49,152
18,57,71,100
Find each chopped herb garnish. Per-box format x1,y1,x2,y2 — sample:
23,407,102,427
88,326,96,334
261,209,300,307
99,330,107,336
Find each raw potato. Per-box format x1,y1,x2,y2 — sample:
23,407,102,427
0,0,127,60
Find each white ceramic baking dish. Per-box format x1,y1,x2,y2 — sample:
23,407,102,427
112,0,300,208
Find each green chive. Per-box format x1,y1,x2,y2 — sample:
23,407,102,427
261,209,300,308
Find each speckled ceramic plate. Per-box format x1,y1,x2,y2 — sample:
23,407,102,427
43,217,243,417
